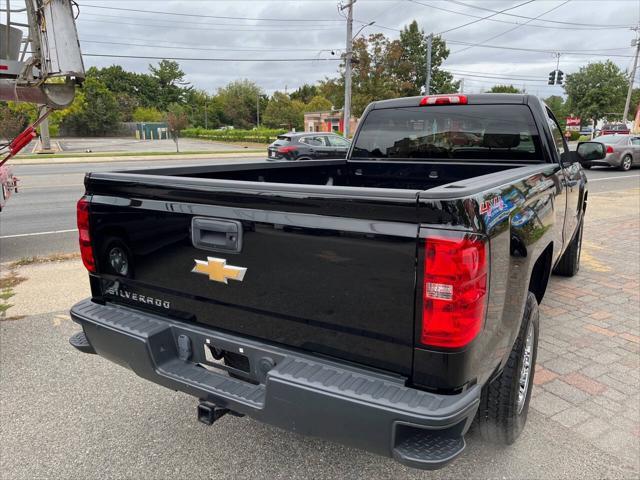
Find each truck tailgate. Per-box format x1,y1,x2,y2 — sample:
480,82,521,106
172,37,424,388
87,175,420,375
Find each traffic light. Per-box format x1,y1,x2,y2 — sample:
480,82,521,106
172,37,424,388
548,70,557,85
556,70,564,85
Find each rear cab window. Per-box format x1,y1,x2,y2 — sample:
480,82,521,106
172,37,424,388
352,104,544,162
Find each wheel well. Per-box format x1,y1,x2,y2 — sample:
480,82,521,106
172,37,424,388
528,243,553,303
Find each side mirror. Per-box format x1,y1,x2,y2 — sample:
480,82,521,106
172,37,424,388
576,141,606,161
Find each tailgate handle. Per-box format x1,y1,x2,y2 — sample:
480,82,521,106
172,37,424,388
191,217,243,253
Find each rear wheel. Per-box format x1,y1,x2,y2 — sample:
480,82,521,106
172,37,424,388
553,221,583,277
620,155,632,171
476,292,539,445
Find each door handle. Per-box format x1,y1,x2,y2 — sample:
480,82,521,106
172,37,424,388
191,217,243,253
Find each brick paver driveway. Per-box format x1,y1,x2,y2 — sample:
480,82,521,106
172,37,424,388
531,187,640,469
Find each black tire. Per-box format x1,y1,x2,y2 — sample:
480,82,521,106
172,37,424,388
553,221,583,277
582,164,592,169
477,292,539,445
620,155,632,171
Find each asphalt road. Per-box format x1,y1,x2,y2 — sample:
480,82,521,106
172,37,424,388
0,156,266,262
1,160,639,263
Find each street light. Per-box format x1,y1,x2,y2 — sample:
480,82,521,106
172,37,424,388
353,21,375,41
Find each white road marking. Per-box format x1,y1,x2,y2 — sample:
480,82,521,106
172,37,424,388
589,174,640,182
0,229,77,239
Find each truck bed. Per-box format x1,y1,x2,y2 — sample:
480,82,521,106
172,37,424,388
83,158,550,377
124,158,531,192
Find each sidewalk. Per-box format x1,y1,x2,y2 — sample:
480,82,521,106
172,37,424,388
530,187,640,469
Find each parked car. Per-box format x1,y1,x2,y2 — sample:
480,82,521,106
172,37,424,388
70,94,597,470
267,132,351,161
578,134,639,171
0,164,18,212
598,123,630,136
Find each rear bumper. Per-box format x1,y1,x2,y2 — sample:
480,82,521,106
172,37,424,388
70,299,480,470
581,154,621,167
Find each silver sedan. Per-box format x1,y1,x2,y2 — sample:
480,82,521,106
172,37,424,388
581,134,640,171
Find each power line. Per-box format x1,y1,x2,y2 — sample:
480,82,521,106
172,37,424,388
83,53,342,62
443,70,548,83
410,0,632,31
448,0,633,28
78,17,342,32
451,1,572,56
433,0,537,36
446,39,635,58
80,39,343,53
445,68,547,80
80,12,341,28
80,3,343,22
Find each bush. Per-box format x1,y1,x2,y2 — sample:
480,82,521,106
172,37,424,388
578,135,591,142
132,106,163,122
568,131,581,141
183,127,286,143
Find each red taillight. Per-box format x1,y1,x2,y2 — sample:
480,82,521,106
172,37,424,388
421,235,488,348
420,95,468,106
277,146,297,154
606,145,614,154
77,196,96,272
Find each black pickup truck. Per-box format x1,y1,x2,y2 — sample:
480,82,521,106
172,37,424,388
70,94,603,470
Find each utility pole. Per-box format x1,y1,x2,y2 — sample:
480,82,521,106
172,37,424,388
623,27,640,124
256,94,260,128
342,0,355,138
459,78,464,93
204,101,208,130
425,33,433,95
39,116,52,152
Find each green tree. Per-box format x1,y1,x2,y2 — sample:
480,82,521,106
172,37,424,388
184,89,224,129
263,91,304,130
132,106,164,122
395,21,458,96
166,103,189,152
488,85,521,94
349,33,402,116
149,60,191,110
60,77,121,136
544,95,569,128
0,102,27,140
87,65,160,109
564,61,628,123
291,84,319,103
217,79,262,129
305,95,333,112
318,78,344,110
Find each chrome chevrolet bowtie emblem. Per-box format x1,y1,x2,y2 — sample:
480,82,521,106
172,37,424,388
192,257,247,284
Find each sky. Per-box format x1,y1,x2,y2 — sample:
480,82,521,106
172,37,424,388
9,0,640,96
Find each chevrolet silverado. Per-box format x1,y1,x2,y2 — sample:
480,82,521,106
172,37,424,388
69,94,603,469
